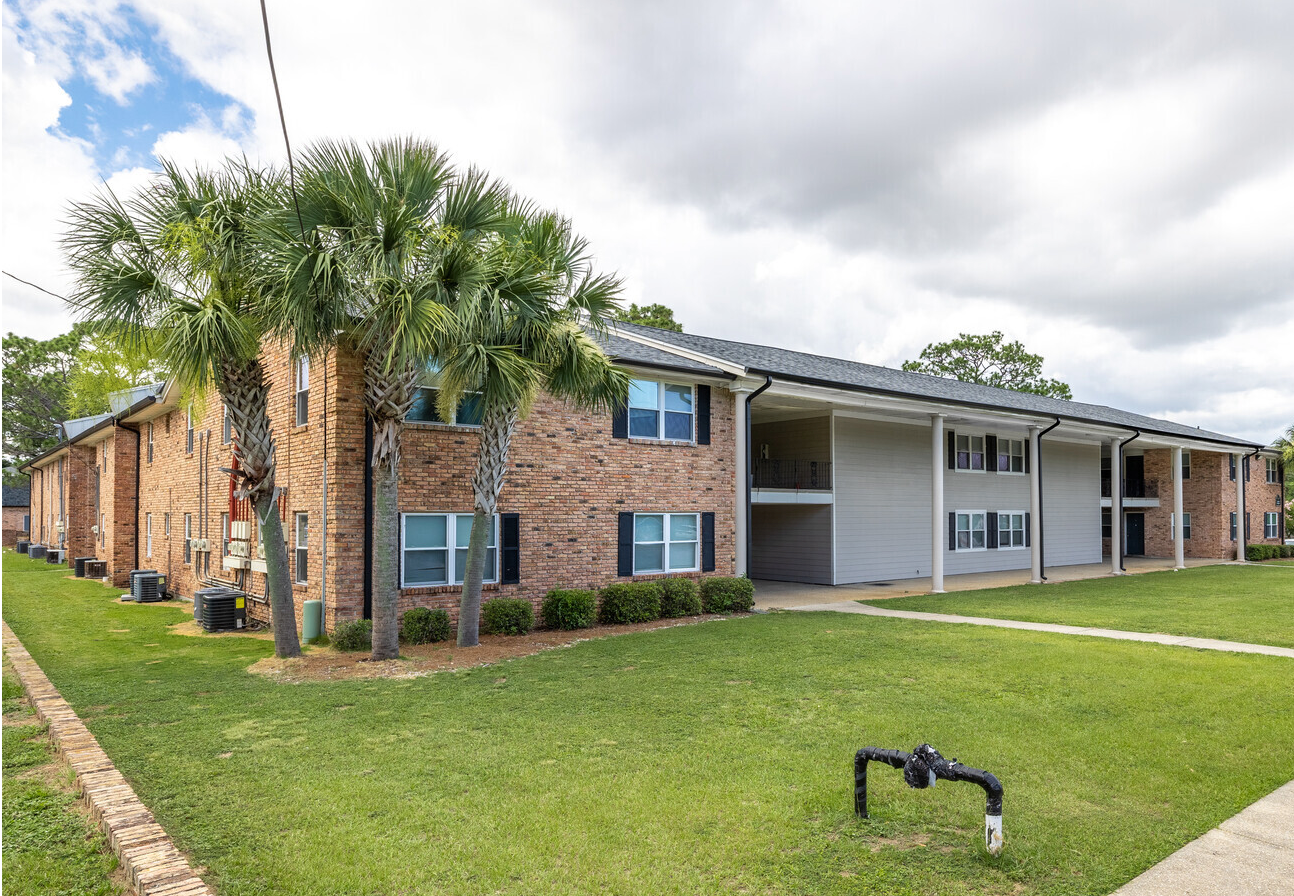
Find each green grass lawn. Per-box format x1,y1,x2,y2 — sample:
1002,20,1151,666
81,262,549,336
861,565,1294,647
4,550,1294,895
3,658,122,896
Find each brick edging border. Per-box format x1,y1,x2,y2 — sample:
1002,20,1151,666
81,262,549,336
3,621,215,896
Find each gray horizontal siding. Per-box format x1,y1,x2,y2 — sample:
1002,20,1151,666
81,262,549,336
751,504,832,584
1041,440,1102,566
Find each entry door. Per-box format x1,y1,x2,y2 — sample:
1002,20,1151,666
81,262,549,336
1125,512,1145,556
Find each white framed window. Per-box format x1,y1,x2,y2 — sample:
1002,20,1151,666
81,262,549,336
164,512,171,537
633,512,700,573
407,388,484,427
1170,512,1192,540
1230,512,1237,542
147,423,154,463
99,512,105,544
1268,458,1281,484
997,512,1026,548
146,513,153,558
1266,512,1280,539
186,407,194,453
400,513,498,588
294,512,308,584
996,439,1025,473
628,379,694,441
222,405,232,445
1181,451,1191,480
955,511,987,550
955,434,986,471
295,357,309,426
184,513,192,563
221,513,230,557
103,441,108,467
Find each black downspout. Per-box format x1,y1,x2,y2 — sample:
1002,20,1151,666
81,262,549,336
1116,430,1141,572
1035,418,1061,580
744,376,773,578
130,424,142,571
362,411,374,620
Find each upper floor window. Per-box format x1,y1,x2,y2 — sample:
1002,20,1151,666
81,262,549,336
295,357,309,426
1268,458,1281,484
1181,451,1191,480
629,379,693,441
408,388,484,427
1229,455,1237,481
223,405,232,445
400,513,497,587
186,408,194,453
997,438,1025,473
955,434,985,471
148,423,154,463
633,513,699,573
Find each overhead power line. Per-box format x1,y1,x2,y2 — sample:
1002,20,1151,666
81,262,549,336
258,0,307,243
3,270,68,303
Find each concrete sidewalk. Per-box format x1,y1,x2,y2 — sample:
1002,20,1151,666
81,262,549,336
785,601,1294,658
1110,780,1294,895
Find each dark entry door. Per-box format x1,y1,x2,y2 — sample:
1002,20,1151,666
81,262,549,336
1125,512,1145,556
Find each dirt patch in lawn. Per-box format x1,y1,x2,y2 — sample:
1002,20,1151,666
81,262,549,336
248,614,737,683
169,619,276,640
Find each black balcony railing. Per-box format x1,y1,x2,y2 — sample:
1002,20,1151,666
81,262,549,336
752,459,832,490
1100,477,1159,499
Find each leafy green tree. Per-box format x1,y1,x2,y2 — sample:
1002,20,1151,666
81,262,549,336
66,326,168,417
2,325,89,466
902,331,1073,399
440,203,629,647
64,159,302,659
614,302,682,332
262,137,505,661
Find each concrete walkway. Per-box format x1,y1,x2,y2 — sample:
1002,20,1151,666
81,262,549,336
785,601,1294,658
1110,780,1294,895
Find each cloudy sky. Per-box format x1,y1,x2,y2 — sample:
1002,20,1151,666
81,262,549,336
4,0,1292,442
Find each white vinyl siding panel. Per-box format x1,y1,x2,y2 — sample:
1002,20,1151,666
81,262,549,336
751,504,832,584
1040,441,1102,566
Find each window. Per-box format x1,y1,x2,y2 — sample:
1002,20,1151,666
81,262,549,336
1266,512,1280,539
164,512,171,537
102,441,108,467
22,514,29,532
407,388,484,427
996,438,1025,473
400,513,497,587
955,434,986,471
1268,458,1281,484
184,513,192,564
295,357,309,426
1181,451,1191,480
147,423,154,463
955,511,987,550
146,513,153,558
1229,455,1236,481
99,512,104,544
221,513,230,557
222,405,232,445
1170,512,1192,540
997,512,1026,548
294,513,308,584
1230,512,1237,542
628,379,694,441
186,408,194,453
1101,508,1112,539
633,513,699,573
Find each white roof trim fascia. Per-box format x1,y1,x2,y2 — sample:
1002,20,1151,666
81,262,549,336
611,328,748,377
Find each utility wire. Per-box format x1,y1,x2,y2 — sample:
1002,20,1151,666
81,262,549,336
258,0,307,244
3,270,68,302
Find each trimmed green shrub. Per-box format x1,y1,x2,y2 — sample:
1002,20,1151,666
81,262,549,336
331,619,373,652
659,577,702,618
1247,544,1292,561
401,607,452,645
481,597,534,636
700,576,756,614
541,589,596,630
597,582,662,625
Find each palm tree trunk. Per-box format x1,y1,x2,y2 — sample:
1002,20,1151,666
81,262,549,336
370,452,401,660
220,358,300,658
458,402,519,647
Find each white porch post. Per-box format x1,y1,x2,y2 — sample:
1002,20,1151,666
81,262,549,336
1028,425,1042,583
1110,438,1123,575
931,414,945,593
1235,453,1246,562
1172,446,1185,570
733,386,750,577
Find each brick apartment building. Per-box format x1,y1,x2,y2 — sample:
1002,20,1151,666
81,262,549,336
22,324,1285,634
3,484,30,547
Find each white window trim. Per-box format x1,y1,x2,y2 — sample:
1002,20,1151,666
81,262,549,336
400,512,499,588
1267,458,1280,484
1265,512,1280,539
955,510,988,551
627,379,696,442
1230,512,1237,542
294,512,308,584
222,405,232,445
1170,512,1192,541
184,513,192,564
997,510,1027,550
954,434,987,473
221,513,230,557
148,423,154,463
632,512,701,574
295,357,309,427
186,408,194,453
406,386,484,428
995,438,1026,475
145,513,153,558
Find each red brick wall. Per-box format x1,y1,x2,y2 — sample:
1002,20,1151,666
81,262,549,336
3,505,29,546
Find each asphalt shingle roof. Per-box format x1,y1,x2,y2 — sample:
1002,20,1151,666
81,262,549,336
596,329,727,376
3,484,30,507
612,321,1262,449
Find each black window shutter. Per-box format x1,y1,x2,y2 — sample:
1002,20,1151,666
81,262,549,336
947,431,956,469
695,386,711,445
1245,513,1251,540
1024,439,1031,474
947,511,957,551
1244,457,1250,481
985,435,998,473
501,513,521,584
987,512,999,548
701,512,716,571
611,403,628,439
1024,512,1032,547
617,512,635,576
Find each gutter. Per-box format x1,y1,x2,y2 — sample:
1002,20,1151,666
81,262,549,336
1116,430,1141,572
1035,418,1062,580
19,392,161,474
745,376,773,576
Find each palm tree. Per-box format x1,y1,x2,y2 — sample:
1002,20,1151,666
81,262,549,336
260,138,507,660
63,159,302,658
438,204,629,647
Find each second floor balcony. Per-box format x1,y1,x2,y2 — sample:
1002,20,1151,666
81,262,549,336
752,458,832,492
1101,477,1159,500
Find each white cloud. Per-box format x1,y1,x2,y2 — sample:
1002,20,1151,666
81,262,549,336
83,42,155,102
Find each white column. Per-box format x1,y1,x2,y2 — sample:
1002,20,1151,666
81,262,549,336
733,387,750,577
1235,453,1246,562
1110,439,1123,575
931,414,945,593
1172,446,1185,570
1028,425,1043,583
